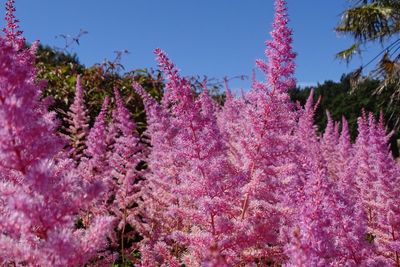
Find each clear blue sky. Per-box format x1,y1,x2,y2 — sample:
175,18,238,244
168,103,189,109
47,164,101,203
4,0,387,90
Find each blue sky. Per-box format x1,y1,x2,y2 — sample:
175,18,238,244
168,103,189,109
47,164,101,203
5,0,388,90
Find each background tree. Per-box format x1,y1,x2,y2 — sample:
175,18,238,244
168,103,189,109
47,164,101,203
336,0,400,98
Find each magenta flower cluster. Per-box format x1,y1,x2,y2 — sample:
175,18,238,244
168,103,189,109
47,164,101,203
1,0,400,266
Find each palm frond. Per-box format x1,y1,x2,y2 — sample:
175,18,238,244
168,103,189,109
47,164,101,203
349,67,366,92
336,43,361,63
336,2,400,42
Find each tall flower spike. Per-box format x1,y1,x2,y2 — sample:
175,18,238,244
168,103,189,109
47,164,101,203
286,91,334,266
3,0,24,48
353,114,377,225
79,96,113,238
132,82,180,265
66,75,90,162
112,88,137,137
224,77,233,100
109,88,143,210
154,48,194,111
218,0,298,263
365,114,400,265
168,81,239,265
84,96,110,176
321,111,340,180
336,117,353,183
256,0,296,93
297,89,319,149
281,90,319,247
91,88,146,265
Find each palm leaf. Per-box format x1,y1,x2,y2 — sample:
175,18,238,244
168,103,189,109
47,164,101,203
336,43,361,63
336,2,400,42
350,67,364,91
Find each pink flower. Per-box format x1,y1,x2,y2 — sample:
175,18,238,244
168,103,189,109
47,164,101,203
66,75,90,162
0,3,112,265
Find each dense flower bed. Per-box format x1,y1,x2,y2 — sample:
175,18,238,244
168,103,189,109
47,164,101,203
0,0,399,266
